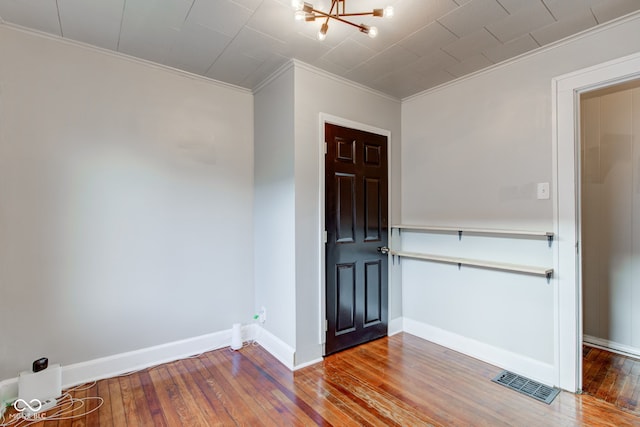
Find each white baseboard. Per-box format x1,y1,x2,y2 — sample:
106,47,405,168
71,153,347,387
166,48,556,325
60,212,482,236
0,326,252,403
293,357,323,370
255,326,296,370
584,335,640,359
388,317,404,336
62,328,239,387
403,318,557,386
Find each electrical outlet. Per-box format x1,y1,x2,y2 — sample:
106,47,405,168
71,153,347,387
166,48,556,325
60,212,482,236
258,307,266,324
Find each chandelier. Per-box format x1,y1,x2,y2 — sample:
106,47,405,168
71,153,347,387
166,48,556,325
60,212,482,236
292,0,394,41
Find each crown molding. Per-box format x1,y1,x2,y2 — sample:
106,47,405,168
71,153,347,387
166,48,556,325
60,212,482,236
254,58,400,103
0,22,252,95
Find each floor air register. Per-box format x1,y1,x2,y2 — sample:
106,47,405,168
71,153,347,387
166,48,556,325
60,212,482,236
492,371,560,404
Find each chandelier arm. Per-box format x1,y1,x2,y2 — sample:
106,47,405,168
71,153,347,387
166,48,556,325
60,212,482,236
325,0,336,26
311,9,367,30
332,12,376,17
330,0,338,15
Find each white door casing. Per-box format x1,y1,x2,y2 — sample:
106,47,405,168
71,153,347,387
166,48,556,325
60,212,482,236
553,52,640,392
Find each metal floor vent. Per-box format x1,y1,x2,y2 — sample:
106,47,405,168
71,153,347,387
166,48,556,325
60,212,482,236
492,371,560,405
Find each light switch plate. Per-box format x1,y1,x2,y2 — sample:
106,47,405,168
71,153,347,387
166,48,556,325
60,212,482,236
537,182,550,200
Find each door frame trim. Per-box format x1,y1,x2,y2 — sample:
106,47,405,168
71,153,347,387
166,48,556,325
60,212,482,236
318,113,392,351
553,51,640,392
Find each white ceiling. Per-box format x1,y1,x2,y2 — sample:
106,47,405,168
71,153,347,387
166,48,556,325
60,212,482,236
1,0,639,99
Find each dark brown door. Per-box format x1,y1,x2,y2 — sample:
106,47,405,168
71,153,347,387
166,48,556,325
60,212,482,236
325,123,388,355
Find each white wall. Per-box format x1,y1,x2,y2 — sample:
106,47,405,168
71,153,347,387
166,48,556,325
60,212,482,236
581,83,640,354
253,62,401,367
401,13,640,385
253,67,297,350
0,26,254,381
293,63,401,365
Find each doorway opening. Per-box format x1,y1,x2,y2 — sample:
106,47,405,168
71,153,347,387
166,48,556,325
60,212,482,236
578,78,640,412
553,51,640,393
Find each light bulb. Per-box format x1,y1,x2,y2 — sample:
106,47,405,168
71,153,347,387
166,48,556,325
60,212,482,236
291,0,303,10
295,10,306,20
368,26,378,38
318,22,328,40
384,6,394,18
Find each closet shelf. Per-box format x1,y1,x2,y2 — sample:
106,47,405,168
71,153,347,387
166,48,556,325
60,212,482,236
390,250,554,279
392,225,554,245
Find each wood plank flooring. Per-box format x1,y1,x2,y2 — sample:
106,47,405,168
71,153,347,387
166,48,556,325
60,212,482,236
4,334,640,426
582,345,640,413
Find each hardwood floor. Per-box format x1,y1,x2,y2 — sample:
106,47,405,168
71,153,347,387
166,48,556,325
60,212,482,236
583,345,640,413
4,334,640,426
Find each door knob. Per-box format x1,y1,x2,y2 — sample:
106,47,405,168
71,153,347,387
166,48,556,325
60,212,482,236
377,246,389,254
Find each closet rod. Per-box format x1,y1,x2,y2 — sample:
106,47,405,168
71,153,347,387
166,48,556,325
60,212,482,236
391,250,554,281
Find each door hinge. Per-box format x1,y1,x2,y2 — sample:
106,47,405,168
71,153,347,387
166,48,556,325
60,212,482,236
324,319,328,332
324,142,327,155
323,230,328,243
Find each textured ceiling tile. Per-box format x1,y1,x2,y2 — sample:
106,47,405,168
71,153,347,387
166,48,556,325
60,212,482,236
369,70,428,99
530,9,597,46
438,0,508,37
230,0,263,11
393,51,460,81
377,61,455,97
58,0,124,51
119,0,190,63
286,33,333,64
419,69,458,89
205,50,263,86
445,53,493,77
398,21,458,57
495,0,526,14
348,45,420,82
0,0,61,35
391,0,459,35
122,0,192,31
321,39,378,71
344,64,386,87
118,31,176,66
188,0,252,37
410,50,460,72
486,0,555,42
246,0,296,42
442,28,500,61
165,23,231,75
312,57,351,76
2,0,639,98
482,33,538,63
591,0,640,24
542,0,599,20
226,27,288,61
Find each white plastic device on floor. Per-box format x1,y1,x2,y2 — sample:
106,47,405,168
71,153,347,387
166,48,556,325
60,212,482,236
17,363,62,415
